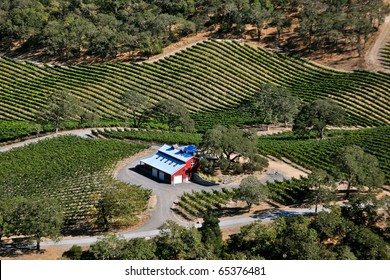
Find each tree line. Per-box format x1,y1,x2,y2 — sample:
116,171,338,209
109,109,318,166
65,198,390,260
0,0,388,60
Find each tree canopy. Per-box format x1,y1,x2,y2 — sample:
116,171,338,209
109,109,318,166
235,175,268,211
1,0,387,60
293,99,345,139
248,83,300,126
202,125,257,163
35,90,82,133
152,99,195,132
334,145,384,197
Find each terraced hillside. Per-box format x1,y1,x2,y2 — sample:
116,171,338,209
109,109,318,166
257,127,390,184
380,42,390,69
1,40,390,128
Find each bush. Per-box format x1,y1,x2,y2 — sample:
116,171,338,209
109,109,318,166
232,162,244,174
218,158,230,172
63,245,83,260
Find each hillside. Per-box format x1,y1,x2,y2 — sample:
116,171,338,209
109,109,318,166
1,40,390,129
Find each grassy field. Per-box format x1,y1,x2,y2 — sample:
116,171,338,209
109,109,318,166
1,40,390,130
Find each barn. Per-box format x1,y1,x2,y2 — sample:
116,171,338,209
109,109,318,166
140,144,200,184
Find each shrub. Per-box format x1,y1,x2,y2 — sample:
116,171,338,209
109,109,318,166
63,245,83,260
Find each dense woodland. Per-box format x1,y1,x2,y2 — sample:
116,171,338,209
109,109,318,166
0,0,388,60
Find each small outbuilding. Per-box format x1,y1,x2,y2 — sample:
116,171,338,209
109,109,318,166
140,144,200,184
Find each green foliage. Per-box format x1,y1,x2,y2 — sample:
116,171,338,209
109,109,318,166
0,136,147,228
121,90,150,127
199,207,223,257
306,170,337,213
94,181,151,231
335,145,385,196
1,197,64,251
202,125,257,163
248,83,300,125
235,176,268,211
152,99,195,132
155,220,211,260
293,99,345,139
63,245,83,260
35,90,82,133
346,224,390,260
89,234,157,260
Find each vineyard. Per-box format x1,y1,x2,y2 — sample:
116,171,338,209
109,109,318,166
380,42,390,69
1,40,390,131
93,128,202,145
175,178,309,219
257,127,390,183
0,136,147,228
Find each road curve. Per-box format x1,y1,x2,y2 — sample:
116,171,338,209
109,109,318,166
365,15,390,72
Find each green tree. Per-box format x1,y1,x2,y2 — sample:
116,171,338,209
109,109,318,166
307,170,337,214
341,194,384,228
78,100,100,127
271,216,328,260
249,83,300,126
246,0,273,41
235,176,268,212
346,224,390,260
122,238,157,260
121,90,150,127
202,125,257,164
155,220,211,259
13,197,63,251
89,234,127,260
36,90,82,133
310,206,348,242
226,220,277,259
0,197,25,240
293,99,345,139
199,207,223,257
334,145,384,197
94,181,151,231
152,99,195,132
89,234,157,260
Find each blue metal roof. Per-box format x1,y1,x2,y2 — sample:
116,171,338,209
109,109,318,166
140,152,186,175
158,144,196,162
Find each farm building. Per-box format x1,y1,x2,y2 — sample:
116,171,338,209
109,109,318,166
140,144,200,184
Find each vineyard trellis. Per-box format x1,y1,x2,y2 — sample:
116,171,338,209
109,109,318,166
0,136,148,228
1,40,390,133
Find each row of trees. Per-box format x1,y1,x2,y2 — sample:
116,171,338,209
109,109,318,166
68,199,389,260
1,1,387,59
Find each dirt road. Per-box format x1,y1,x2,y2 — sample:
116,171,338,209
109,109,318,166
365,15,390,72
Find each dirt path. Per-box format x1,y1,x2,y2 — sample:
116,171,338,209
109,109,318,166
143,32,210,63
365,15,390,72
